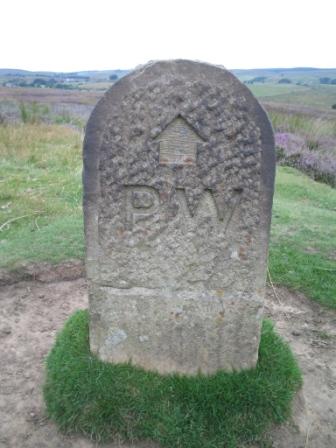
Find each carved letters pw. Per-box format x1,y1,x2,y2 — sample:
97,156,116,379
124,185,242,231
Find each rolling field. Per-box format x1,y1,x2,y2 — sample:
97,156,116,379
249,83,307,98
257,84,336,110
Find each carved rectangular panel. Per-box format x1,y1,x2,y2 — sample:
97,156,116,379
157,116,203,165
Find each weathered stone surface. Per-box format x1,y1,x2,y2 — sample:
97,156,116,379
83,60,275,375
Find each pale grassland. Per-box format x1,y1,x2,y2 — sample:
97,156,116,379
0,124,83,264
249,83,307,98
268,109,336,140
250,84,336,110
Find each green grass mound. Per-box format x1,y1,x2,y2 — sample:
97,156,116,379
44,311,302,448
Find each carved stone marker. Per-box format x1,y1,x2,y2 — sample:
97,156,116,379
83,60,275,375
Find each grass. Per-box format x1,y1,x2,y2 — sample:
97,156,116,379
249,83,336,111
248,83,307,98
263,85,336,110
269,167,336,308
44,310,302,448
268,109,336,141
0,123,84,266
1,123,335,307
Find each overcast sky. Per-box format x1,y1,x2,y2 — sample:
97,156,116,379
2,0,335,72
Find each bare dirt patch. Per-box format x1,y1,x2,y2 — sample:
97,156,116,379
0,277,335,447
264,287,336,447
0,261,84,286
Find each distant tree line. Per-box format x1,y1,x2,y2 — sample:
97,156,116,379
4,73,120,89
278,78,292,84
245,76,267,84
245,77,293,85
6,78,74,89
30,78,74,88
4,75,92,89
320,77,336,85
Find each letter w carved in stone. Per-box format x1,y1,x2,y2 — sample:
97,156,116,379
124,185,242,232
175,188,243,231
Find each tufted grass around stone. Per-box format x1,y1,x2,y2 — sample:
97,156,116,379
44,311,302,448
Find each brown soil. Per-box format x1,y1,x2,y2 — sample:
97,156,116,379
0,272,335,448
0,260,85,286
263,288,336,447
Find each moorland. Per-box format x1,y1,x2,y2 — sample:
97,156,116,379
0,66,335,448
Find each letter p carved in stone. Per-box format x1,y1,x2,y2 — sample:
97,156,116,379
125,186,160,231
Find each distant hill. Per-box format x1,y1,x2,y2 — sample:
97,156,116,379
1,67,336,90
231,67,336,85
232,67,335,75
71,70,130,79
0,68,129,79
0,68,130,89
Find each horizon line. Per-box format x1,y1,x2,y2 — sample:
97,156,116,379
1,66,336,74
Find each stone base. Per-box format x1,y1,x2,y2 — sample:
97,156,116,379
89,286,263,375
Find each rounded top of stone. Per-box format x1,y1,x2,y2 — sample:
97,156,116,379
105,58,255,98
85,59,274,179
132,58,228,74
87,59,273,142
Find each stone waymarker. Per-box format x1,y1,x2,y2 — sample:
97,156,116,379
83,60,275,375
